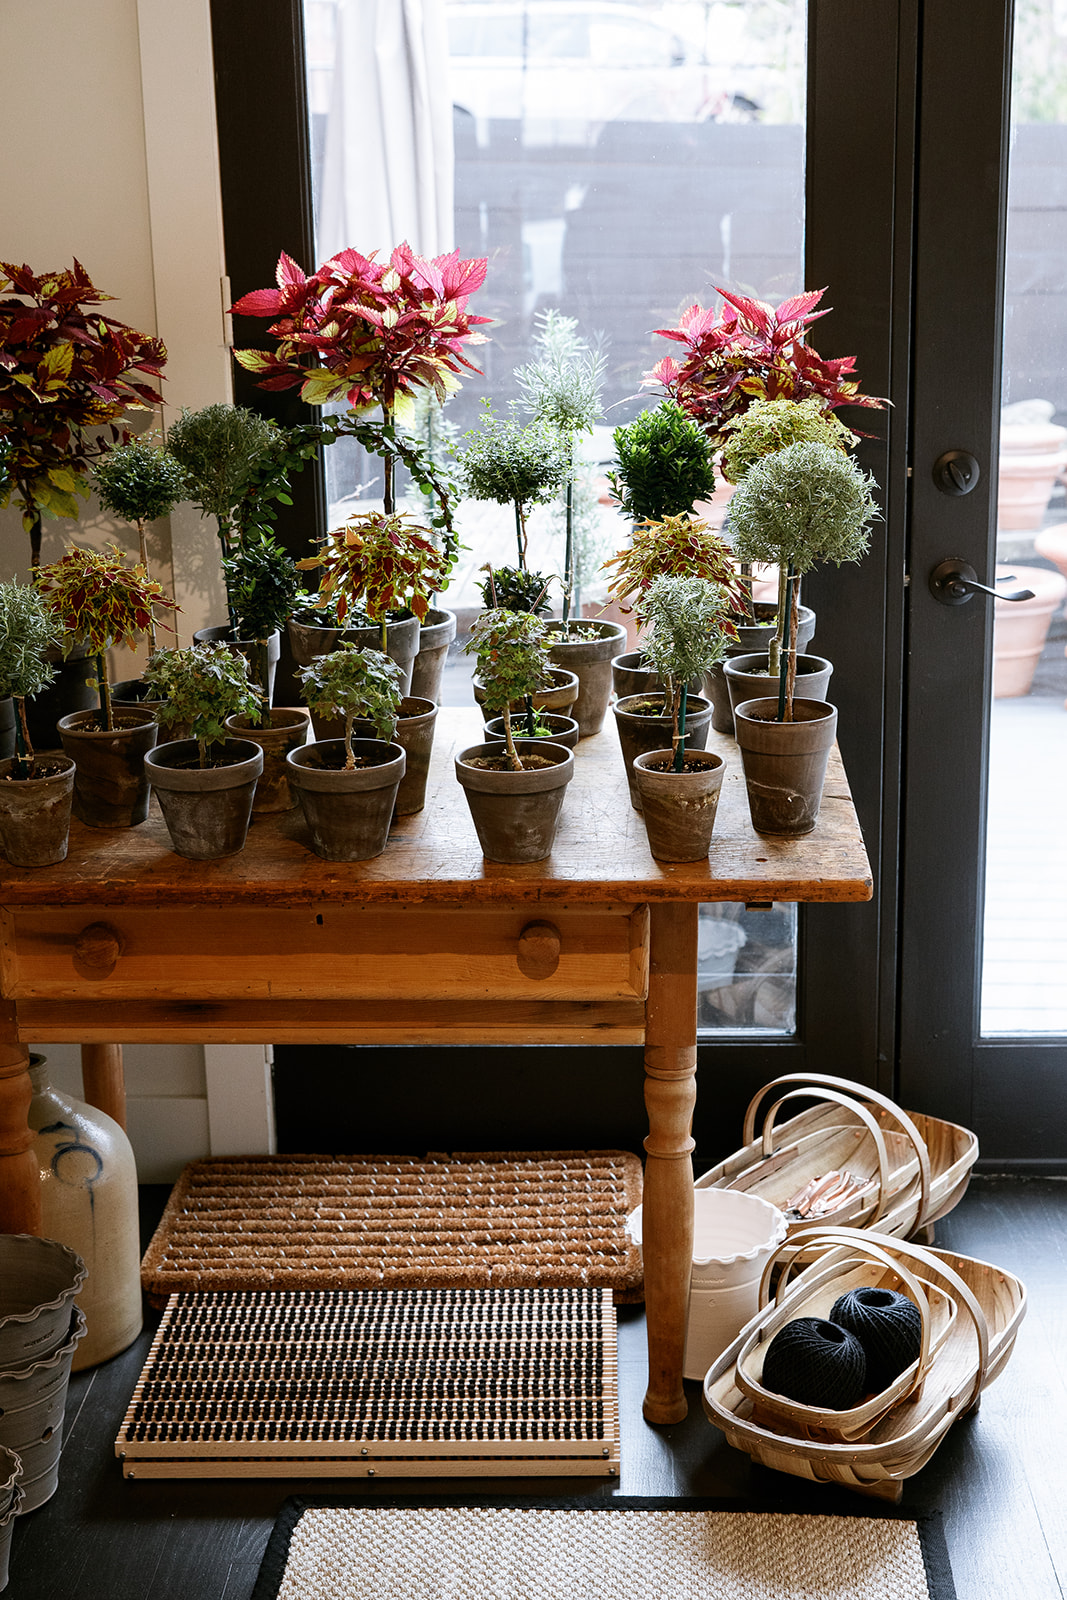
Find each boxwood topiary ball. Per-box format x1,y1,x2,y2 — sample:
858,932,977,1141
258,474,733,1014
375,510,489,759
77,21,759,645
829,1286,922,1392
760,1316,867,1409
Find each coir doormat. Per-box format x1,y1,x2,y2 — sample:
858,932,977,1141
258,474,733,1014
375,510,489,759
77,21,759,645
252,1497,956,1600
141,1151,643,1305
116,1286,619,1479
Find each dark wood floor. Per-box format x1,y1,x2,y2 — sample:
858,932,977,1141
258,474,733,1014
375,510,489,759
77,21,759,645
7,1175,1064,1599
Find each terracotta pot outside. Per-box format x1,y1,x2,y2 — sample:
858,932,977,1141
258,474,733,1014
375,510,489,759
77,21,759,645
997,421,1067,530
612,692,713,812
633,748,726,861
733,697,838,837
145,738,263,859
992,562,1067,697
484,712,580,749
350,697,438,815
193,625,281,706
287,738,405,860
725,653,834,719
409,607,457,702
223,707,311,813
473,666,579,724
57,710,157,829
455,739,574,863
0,755,75,867
545,619,627,737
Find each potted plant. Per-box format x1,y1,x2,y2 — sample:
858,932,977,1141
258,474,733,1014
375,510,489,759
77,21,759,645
458,402,569,570
36,545,178,828
727,440,880,835
471,565,578,735
142,644,264,859
287,642,406,861
456,608,574,863
629,574,732,862
0,580,74,867
608,399,718,526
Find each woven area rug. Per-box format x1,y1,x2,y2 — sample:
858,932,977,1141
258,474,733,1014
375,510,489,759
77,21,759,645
141,1151,644,1305
251,1497,956,1600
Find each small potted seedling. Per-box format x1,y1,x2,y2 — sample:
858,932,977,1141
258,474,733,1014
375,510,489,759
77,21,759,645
142,643,263,859
630,574,735,861
36,545,178,828
287,643,405,861
455,608,574,863
727,440,880,835
472,565,578,736
0,580,74,867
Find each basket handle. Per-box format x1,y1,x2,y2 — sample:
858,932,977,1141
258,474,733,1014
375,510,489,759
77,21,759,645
766,1227,991,1412
754,1086,893,1226
743,1073,934,1234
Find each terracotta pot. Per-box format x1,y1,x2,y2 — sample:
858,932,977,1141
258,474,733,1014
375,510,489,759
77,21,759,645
0,754,75,867
484,712,580,749
731,601,816,655
611,651,661,702
409,607,457,702
997,420,1067,531
733,696,838,837
633,748,726,861
612,692,713,811
57,709,158,829
725,652,834,720
287,612,420,695
455,739,574,863
287,738,405,860
24,637,97,753
350,697,438,816
545,619,627,737
193,625,281,706
144,738,263,859
223,707,311,813
473,666,579,724
992,562,1067,697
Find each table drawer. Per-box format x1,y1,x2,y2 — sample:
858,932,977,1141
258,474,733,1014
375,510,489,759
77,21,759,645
0,904,649,1003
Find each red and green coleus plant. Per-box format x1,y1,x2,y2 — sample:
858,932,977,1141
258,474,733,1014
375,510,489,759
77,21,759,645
142,643,259,768
35,544,179,732
600,512,746,625
297,510,450,651
297,642,404,771
0,578,64,779
642,287,885,456
0,260,167,566
230,243,489,569
463,608,553,772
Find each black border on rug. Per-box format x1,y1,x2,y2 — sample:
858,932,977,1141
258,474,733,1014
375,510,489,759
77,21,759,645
250,1493,956,1600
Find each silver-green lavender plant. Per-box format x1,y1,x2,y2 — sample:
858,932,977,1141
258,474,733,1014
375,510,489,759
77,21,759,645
0,579,63,778
640,573,734,770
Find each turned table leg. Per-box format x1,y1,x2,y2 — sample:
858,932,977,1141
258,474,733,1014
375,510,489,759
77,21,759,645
0,1002,42,1234
641,901,698,1425
81,1043,127,1129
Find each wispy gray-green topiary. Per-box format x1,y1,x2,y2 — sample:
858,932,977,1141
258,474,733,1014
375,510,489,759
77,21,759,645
720,397,855,486
0,579,63,776
640,573,734,769
458,402,569,569
608,400,717,524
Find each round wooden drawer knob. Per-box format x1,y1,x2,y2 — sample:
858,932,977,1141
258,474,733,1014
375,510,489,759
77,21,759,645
73,922,125,977
517,920,561,980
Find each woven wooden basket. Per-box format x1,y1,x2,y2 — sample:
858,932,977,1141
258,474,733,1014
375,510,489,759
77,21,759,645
702,1227,1026,1502
695,1073,978,1242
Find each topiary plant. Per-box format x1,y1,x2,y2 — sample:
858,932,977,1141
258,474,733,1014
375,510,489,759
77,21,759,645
93,437,186,651
0,579,64,778
639,574,735,771
463,608,552,771
458,403,569,570
35,544,179,731
143,643,259,768
729,440,880,718
221,532,301,726
297,642,404,770
720,396,855,485
607,400,717,524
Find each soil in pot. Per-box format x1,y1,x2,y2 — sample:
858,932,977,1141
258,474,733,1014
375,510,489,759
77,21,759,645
733,696,838,837
0,755,76,867
725,652,834,720
144,738,263,859
612,691,713,811
409,607,457,703
545,618,627,738
57,710,158,829
287,738,405,861
633,748,726,862
350,697,437,816
455,738,574,863
224,707,310,813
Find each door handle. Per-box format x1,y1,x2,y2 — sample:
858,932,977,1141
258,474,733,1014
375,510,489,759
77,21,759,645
928,559,1035,606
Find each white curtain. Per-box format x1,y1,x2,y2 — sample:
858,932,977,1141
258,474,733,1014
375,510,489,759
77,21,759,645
316,0,455,263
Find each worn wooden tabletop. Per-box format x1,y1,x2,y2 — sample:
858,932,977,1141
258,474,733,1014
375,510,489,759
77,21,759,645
0,708,873,908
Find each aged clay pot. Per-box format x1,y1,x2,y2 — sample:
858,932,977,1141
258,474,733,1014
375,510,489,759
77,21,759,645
484,712,580,749
612,692,713,811
57,710,158,829
193,625,281,706
0,755,75,867
287,738,405,861
473,666,579,724
724,652,834,720
409,607,457,702
145,738,263,859
455,739,574,863
733,696,838,837
223,707,311,813
350,697,438,816
545,618,627,737
632,747,726,862
287,613,420,695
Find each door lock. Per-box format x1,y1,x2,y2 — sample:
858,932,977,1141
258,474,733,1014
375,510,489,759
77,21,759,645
929,559,1035,606
932,450,981,495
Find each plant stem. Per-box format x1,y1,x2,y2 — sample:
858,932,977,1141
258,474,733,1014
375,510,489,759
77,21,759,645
740,560,755,622
769,563,788,680
562,446,574,629
525,694,536,737
137,519,157,653
197,735,208,769
784,572,801,722
12,697,33,780
252,638,269,728
502,704,522,771
776,564,795,723
344,709,356,770
514,501,526,569
98,653,114,732
29,509,42,571
673,682,688,773
383,404,395,515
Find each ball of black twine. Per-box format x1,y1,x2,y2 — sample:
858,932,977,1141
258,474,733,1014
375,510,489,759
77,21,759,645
760,1316,867,1410
829,1286,922,1393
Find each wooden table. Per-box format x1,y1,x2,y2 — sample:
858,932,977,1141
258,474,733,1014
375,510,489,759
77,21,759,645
0,707,871,1424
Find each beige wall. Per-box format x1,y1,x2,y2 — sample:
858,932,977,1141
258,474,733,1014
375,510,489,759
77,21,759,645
1,0,274,1178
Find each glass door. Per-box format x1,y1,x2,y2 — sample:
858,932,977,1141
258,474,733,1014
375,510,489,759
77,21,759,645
899,0,1067,1160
